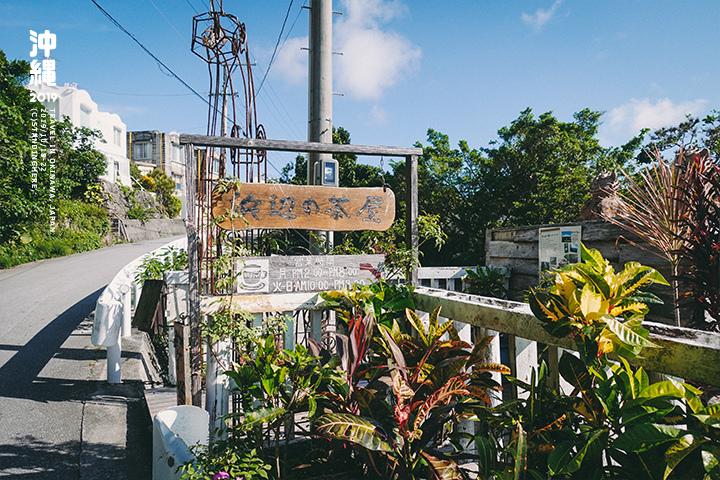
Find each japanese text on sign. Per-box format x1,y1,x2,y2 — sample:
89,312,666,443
212,183,395,232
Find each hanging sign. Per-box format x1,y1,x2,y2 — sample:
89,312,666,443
235,254,385,294
211,183,395,231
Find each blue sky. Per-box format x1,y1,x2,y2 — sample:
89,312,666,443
2,0,719,177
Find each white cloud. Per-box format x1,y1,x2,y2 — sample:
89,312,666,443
270,0,420,100
370,104,388,124
272,36,308,85
521,0,563,31
334,0,421,100
599,98,707,146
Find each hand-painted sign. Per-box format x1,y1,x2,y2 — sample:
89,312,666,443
212,183,395,231
235,254,385,295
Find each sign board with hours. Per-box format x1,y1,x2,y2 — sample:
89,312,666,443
236,255,385,295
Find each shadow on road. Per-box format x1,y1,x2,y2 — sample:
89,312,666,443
0,287,103,401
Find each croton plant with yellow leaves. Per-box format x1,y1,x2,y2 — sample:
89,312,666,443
527,243,669,365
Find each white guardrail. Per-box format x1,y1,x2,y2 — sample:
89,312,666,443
91,237,187,383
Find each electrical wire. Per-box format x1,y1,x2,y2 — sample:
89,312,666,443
256,0,298,95
148,0,191,48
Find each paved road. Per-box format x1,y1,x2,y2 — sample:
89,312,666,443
0,237,182,479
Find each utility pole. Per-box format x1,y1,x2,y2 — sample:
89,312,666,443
307,0,333,183
307,0,334,251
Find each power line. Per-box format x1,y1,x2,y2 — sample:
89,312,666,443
91,0,216,115
85,88,194,97
148,0,191,48
256,0,298,94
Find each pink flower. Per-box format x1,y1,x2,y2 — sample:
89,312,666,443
213,473,230,480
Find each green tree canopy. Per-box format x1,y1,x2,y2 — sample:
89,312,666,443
0,49,107,242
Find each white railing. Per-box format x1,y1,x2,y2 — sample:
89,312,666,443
166,268,720,431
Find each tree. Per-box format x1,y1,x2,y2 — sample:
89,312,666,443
641,111,720,160
141,168,181,218
0,49,107,243
406,109,637,266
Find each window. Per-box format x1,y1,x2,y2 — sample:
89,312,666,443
113,127,122,147
172,174,183,192
114,161,120,180
132,142,152,160
171,144,185,165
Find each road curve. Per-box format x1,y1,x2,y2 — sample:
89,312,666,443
0,236,183,478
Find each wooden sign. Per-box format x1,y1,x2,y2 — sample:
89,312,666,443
212,183,395,231
235,254,385,294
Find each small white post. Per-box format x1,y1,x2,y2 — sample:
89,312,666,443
206,336,231,441
107,332,122,384
120,284,131,337
168,326,177,385
132,281,142,310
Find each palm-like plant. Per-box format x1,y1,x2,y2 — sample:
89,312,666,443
601,147,694,326
674,149,720,329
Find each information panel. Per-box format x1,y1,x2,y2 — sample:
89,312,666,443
538,225,582,274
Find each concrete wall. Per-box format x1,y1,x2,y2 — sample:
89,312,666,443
122,219,186,243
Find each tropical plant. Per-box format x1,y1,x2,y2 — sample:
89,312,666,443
463,266,508,299
674,148,720,330
527,243,667,365
471,360,576,480
134,245,188,285
314,307,509,479
222,334,335,479
316,279,414,330
601,147,694,326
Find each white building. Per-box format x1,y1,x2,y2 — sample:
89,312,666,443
26,83,131,186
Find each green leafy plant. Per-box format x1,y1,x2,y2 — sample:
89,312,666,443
316,279,414,329
527,243,667,364
463,266,508,299
135,245,188,285
314,307,509,479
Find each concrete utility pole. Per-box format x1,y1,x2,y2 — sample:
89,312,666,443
307,0,333,185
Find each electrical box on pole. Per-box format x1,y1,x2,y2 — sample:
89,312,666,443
314,158,338,187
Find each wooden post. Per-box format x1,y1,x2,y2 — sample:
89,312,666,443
406,154,419,286
184,144,203,407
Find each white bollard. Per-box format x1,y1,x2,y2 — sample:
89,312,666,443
107,332,122,384
119,284,132,337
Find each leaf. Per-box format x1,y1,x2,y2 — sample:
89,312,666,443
639,379,704,413
421,451,464,480
513,423,527,480
475,436,497,479
664,433,707,480
406,308,428,346
547,440,576,476
314,413,395,453
604,317,659,349
559,353,603,421
240,407,285,430
613,423,683,452
413,377,467,431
